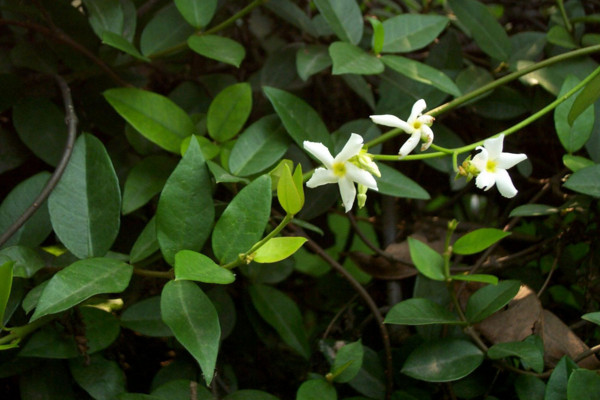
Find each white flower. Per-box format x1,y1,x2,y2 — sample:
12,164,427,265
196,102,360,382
304,133,378,212
470,134,527,198
370,99,435,158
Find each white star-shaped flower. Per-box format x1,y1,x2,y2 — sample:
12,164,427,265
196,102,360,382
470,134,527,198
304,133,378,212
370,99,435,158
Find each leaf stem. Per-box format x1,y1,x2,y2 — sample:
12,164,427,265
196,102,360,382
0,315,54,346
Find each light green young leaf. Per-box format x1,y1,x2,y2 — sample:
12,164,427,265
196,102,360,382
188,35,245,67
212,175,272,264
569,72,600,125
174,250,235,284
122,155,177,215
567,369,600,400
174,0,216,28
385,298,461,326
465,280,521,323
376,164,430,200
555,75,594,153
313,0,363,45
277,164,304,215
331,340,363,383
296,379,336,400
407,237,445,281
102,31,150,62
329,42,384,75
207,83,252,142
452,228,511,255
140,3,195,56
253,237,307,264
367,17,384,55
48,134,121,259
0,260,14,328
296,45,332,81
30,258,133,322
161,280,220,385
563,164,600,197
156,137,214,265
104,88,196,153
382,14,449,53
582,311,600,326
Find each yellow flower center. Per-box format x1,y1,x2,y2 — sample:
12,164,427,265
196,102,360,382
413,120,422,130
332,162,346,177
486,160,497,173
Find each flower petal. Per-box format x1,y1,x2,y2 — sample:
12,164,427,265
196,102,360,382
370,114,411,132
482,135,504,160
496,152,527,170
471,147,488,171
419,124,434,151
306,168,338,188
475,171,495,191
408,99,427,122
345,162,378,190
494,168,519,198
419,115,435,125
338,177,356,213
304,141,334,168
398,131,421,158
335,133,364,162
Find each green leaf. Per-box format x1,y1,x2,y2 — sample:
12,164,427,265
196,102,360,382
69,354,126,400
563,154,595,172
129,217,159,264
402,339,484,382
297,379,337,400
253,237,307,264
180,135,220,160
546,356,578,400
450,274,499,285
48,134,121,259
313,0,363,45
161,280,220,385
140,3,195,57
514,374,546,400
174,250,235,284
121,296,173,337
296,45,332,81
509,204,561,217
104,88,196,153
188,35,245,67
376,164,430,200
212,175,271,263
229,115,290,176
263,86,331,148
0,172,52,248
82,0,124,38
331,340,363,383
329,42,384,75
347,346,385,399
122,155,177,215
407,237,445,281
151,379,213,400
385,298,462,326
452,228,511,255
207,83,252,142
381,55,461,97
0,260,13,328
569,72,600,125
465,280,521,323
223,390,280,400
555,75,594,153
487,335,544,373
102,31,150,62
206,160,249,184
567,369,600,400
249,284,310,359
0,246,44,278
547,25,578,49
563,164,600,197
367,17,384,55
174,0,216,28
30,257,133,321
277,164,304,215
156,137,214,265
382,14,449,53
448,0,511,61
582,311,600,325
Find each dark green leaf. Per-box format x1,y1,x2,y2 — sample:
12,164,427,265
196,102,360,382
223,390,280,400
313,0,363,45
122,155,177,215
514,374,546,400
547,25,578,49
0,246,44,278
0,260,13,328
82,0,124,37
140,4,195,56
329,42,384,75
331,340,363,383
129,217,159,264
567,369,600,400
569,71,600,125
376,164,430,200
174,250,235,284
555,75,594,153
450,274,499,285
546,356,578,400
297,379,337,400
102,31,150,62
563,164,600,197
296,45,332,81
174,0,216,28
69,354,126,400
207,83,252,142
206,160,249,184
563,154,595,172
487,335,544,373
48,134,121,259
19,361,75,399
465,280,521,323
382,14,449,53
509,204,561,217
452,228,511,255
385,298,461,325
151,379,213,400
121,296,173,337
348,346,385,399
407,237,445,281
188,35,245,67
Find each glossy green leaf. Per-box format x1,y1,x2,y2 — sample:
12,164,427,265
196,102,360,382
253,237,307,264
212,175,271,263
160,280,220,385
156,137,214,265
555,75,594,153
331,340,363,383
102,31,150,62
223,390,280,400
487,335,544,373
367,17,384,55
188,35,245,67
385,298,461,325
450,274,499,285
582,311,600,325
448,0,511,61
180,135,220,160
382,14,449,53
297,379,337,400
329,42,384,75
0,246,44,278
207,83,252,142
546,356,578,400
140,3,195,56
0,260,13,328
104,88,196,153
13,97,68,166
174,250,235,284
121,296,173,337
296,45,332,81
174,0,216,28
122,155,177,215
30,257,133,321
402,339,484,382
465,280,521,323
229,115,290,176
249,284,310,359
381,55,460,97
569,71,600,125
452,228,511,255
563,154,595,172
313,0,363,45
509,204,561,217
376,164,430,200
277,163,304,215
0,172,52,248
407,237,445,281
48,134,120,259
263,86,331,148
563,164,600,197
567,369,600,400
69,354,126,400
129,217,159,264
82,0,124,37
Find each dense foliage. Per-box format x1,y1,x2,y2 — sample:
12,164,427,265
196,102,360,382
1,0,600,399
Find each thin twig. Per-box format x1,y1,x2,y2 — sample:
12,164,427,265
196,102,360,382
0,75,77,247
573,343,600,363
537,241,563,298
